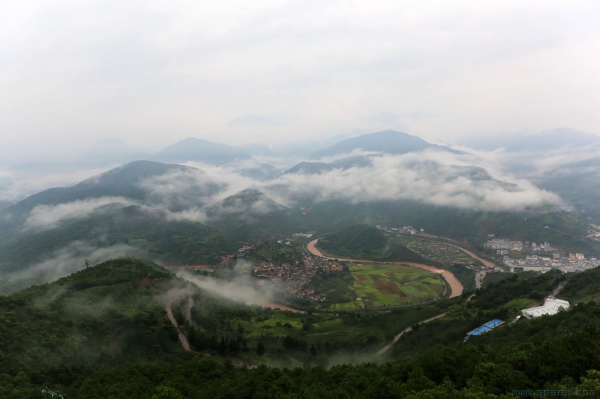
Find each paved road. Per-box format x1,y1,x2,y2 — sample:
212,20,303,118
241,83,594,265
377,312,448,355
307,239,464,298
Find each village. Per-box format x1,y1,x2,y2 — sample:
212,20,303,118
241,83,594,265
252,255,343,300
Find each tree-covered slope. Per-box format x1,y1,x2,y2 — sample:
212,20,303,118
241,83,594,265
7,292,600,398
205,188,303,242
319,225,387,254
302,200,598,256
248,241,304,265
0,258,188,373
317,224,436,264
558,266,600,304
0,206,235,294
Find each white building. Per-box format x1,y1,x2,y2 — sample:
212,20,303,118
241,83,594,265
521,297,570,319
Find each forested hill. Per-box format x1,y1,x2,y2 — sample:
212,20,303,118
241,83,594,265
318,224,438,264
0,206,235,295
319,225,387,254
3,259,600,396
5,297,600,397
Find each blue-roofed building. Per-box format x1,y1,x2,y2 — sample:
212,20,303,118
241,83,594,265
464,319,504,340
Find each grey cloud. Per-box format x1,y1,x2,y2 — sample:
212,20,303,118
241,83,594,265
228,114,286,127
0,165,113,203
0,241,141,295
23,196,137,231
263,150,564,211
137,168,225,210
1,1,598,151
175,260,281,307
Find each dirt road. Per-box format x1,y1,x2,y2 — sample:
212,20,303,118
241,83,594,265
165,300,194,352
165,299,250,367
307,239,464,298
262,301,303,313
377,312,448,355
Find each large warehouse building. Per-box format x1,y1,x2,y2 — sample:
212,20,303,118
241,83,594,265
521,297,570,319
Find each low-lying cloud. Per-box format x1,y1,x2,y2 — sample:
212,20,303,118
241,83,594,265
175,260,282,308
0,165,114,204
138,168,225,210
23,196,137,231
0,241,142,295
263,150,564,211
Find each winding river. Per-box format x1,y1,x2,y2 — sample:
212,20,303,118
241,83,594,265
306,239,464,298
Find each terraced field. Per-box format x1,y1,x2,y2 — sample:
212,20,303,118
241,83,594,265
328,263,445,310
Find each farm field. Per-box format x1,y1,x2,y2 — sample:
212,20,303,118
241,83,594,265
312,263,445,309
396,237,479,265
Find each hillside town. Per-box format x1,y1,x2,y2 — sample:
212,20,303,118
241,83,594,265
252,255,343,300
485,236,600,272
377,225,420,235
485,238,555,254
502,253,600,273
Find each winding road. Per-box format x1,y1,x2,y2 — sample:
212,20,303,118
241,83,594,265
376,312,448,355
307,239,464,298
165,299,195,353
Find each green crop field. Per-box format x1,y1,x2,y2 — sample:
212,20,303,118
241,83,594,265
312,263,445,309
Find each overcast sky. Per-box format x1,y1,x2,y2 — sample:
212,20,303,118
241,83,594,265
1,0,599,158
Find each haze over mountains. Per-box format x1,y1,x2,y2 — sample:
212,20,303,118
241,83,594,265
2,128,599,296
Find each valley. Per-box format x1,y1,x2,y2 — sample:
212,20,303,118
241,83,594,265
3,130,600,398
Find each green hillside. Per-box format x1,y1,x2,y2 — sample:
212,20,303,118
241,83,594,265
0,258,188,372
5,263,600,397
0,206,235,294
248,241,304,265
318,224,437,264
205,188,304,242
558,266,600,304
319,225,387,254
302,200,599,256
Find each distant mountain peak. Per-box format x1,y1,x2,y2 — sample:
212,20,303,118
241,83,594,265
308,130,460,160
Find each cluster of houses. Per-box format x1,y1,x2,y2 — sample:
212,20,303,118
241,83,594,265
377,225,423,235
587,226,600,242
485,238,555,255
502,253,600,273
252,255,343,299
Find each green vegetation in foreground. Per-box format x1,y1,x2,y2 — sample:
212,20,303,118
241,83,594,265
309,263,445,309
247,240,304,265
6,259,600,397
0,256,446,373
559,265,600,304
0,258,189,372
482,270,532,289
7,301,600,398
392,270,564,358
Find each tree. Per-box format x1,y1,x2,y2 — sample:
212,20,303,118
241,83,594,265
152,386,184,399
218,337,227,355
257,341,265,356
